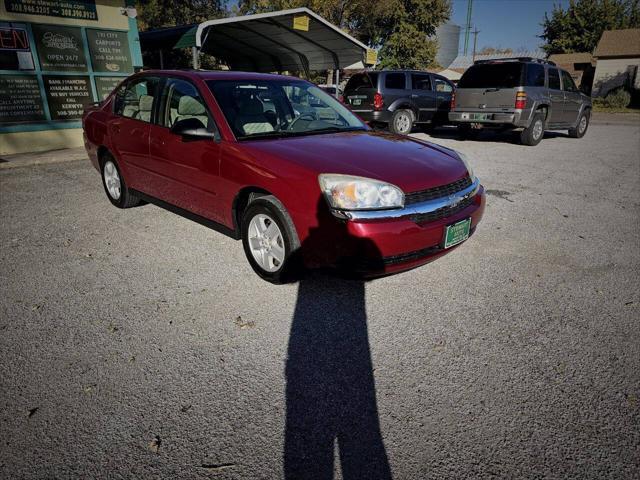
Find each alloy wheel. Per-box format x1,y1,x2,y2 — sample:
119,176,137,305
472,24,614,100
579,115,587,134
532,119,543,140
395,113,411,133
103,160,121,200
247,213,285,272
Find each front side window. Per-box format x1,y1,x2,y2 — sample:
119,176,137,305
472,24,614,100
561,70,578,92
434,78,453,93
114,77,160,122
207,79,366,140
411,74,432,91
161,78,215,133
548,68,561,90
385,73,406,90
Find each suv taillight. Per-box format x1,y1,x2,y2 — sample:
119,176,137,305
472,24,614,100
374,92,384,110
450,91,456,110
515,91,527,109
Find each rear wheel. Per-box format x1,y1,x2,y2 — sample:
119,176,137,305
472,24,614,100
100,153,141,208
389,109,413,135
520,112,545,146
569,110,589,138
241,195,300,284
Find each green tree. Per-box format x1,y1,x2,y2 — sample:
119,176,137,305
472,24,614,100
540,0,640,55
137,0,228,30
136,0,228,68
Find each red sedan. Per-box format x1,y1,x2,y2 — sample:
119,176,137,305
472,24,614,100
83,70,485,283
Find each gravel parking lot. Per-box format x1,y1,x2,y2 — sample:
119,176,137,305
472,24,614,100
1,122,639,479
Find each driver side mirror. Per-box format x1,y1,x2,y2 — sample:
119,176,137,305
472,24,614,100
170,118,217,141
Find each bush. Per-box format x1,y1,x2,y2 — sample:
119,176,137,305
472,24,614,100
600,88,632,109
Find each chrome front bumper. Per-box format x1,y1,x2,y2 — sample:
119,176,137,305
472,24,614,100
331,177,481,221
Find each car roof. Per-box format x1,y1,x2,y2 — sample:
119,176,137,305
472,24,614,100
134,69,307,82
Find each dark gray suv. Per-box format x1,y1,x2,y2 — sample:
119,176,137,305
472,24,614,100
343,70,455,134
449,58,592,146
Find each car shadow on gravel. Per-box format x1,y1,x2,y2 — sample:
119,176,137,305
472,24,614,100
423,126,570,144
284,200,392,480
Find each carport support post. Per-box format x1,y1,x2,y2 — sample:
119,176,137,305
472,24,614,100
192,46,199,70
335,69,340,90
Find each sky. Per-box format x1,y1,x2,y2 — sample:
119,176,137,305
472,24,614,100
450,0,570,53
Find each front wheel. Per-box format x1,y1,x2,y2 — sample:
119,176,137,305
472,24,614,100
389,109,414,135
241,195,300,284
569,110,590,138
520,112,545,146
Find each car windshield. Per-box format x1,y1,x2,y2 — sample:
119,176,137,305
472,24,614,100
458,63,524,89
206,79,366,140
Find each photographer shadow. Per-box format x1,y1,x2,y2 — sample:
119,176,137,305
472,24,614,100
284,198,392,480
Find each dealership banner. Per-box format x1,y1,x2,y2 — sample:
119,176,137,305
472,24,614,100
42,75,93,120
32,24,88,72
4,0,98,21
0,74,46,123
86,29,132,73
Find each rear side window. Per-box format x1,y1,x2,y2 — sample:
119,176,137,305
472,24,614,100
548,68,561,90
114,77,161,122
526,64,546,87
411,74,432,90
345,73,376,91
385,73,406,89
458,63,524,89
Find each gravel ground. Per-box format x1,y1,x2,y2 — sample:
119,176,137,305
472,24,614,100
1,123,639,479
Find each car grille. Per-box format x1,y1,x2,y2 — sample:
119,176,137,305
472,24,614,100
404,176,473,205
409,195,475,224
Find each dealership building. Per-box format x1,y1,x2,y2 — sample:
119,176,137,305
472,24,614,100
0,0,142,155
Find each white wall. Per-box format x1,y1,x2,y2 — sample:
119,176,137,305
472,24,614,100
592,57,640,96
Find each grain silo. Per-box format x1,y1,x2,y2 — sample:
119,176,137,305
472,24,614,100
433,22,461,69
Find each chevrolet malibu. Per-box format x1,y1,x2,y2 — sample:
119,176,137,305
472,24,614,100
83,71,485,283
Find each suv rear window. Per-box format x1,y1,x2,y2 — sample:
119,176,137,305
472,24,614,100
385,73,406,89
458,63,524,89
345,72,378,91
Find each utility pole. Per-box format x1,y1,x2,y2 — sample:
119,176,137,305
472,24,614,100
463,0,473,56
472,28,480,62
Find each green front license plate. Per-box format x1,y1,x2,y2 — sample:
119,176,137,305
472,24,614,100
444,218,471,249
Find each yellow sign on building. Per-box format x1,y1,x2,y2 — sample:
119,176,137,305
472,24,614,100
365,49,378,66
292,15,309,32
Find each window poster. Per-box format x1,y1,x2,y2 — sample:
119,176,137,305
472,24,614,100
42,74,93,120
32,24,88,72
86,29,132,73
0,74,46,123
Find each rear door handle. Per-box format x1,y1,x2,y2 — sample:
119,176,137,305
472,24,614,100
411,94,418,98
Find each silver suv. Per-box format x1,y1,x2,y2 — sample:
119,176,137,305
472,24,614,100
449,58,592,146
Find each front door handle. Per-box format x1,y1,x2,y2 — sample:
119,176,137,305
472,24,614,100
111,124,120,133
411,94,418,98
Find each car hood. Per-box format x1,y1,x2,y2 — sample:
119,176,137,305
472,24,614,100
240,130,469,193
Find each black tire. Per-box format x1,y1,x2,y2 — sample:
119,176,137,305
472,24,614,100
458,123,479,140
241,195,301,284
389,109,414,135
520,112,545,146
100,153,141,208
569,110,590,138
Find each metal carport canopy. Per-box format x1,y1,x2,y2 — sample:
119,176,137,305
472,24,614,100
195,8,369,74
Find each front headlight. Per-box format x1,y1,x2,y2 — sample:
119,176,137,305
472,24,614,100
319,174,404,210
456,151,475,180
